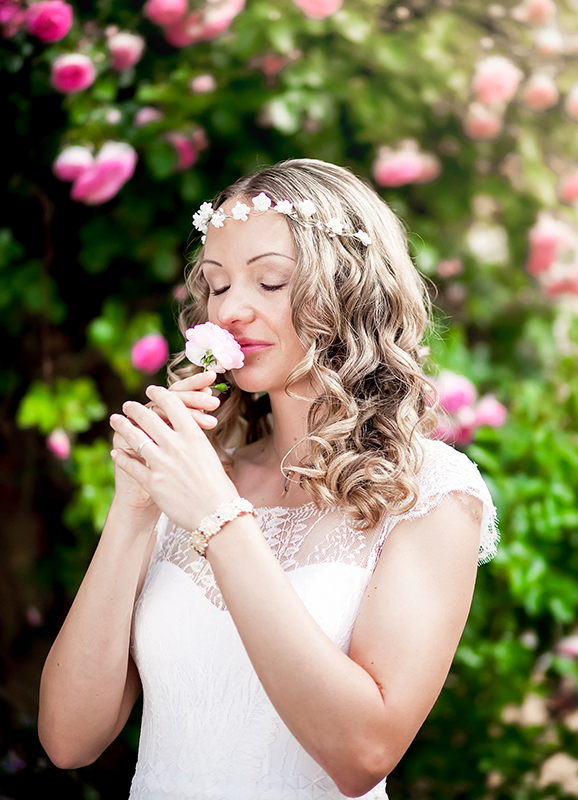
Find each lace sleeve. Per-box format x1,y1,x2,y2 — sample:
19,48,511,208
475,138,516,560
385,439,499,565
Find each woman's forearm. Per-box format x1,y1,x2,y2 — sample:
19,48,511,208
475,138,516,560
38,498,158,768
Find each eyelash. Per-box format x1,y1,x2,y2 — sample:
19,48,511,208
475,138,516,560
210,283,286,296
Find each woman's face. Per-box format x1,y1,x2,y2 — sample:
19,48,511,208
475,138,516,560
201,196,307,395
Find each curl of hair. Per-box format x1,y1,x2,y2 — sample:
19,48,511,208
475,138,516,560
169,158,437,529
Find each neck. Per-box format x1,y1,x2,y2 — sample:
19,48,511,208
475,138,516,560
265,380,315,495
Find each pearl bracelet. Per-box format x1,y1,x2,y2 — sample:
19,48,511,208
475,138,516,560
190,497,257,557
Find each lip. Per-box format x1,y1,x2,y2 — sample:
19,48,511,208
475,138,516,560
237,339,272,354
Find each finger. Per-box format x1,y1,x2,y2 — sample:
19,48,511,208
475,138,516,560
168,371,217,394
165,390,220,412
110,410,164,457
144,385,205,434
111,447,151,486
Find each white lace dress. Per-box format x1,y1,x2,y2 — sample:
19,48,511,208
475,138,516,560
129,439,498,800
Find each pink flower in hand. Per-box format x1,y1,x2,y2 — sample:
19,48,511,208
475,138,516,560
143,0,187,26
70,141,137,205
185,322,244,373
27,0,72,43
131,333,169,373
53,145,94,182
107,31,145,71
51,53,96,94
47,427,71,459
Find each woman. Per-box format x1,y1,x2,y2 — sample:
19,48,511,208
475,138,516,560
38,159,498,799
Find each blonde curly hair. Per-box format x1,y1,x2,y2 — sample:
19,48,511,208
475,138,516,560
170,158,436,528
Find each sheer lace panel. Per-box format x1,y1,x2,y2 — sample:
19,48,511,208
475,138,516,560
153,505,380,611
150,438,498,612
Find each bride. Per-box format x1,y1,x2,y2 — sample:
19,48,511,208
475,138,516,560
38,158,497,799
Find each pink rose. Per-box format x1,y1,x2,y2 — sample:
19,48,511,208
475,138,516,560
107,31,145,71
521,73,559,111
472,56,523,105
134,106,164,126
131,333,169,373
527,215,571,274
463,103,503,141
516,0,556,25
1,1,27,37
556,636,578,659
53,145,94,182
542,270,578,298
185,322,244,372
559,171,578,204
434,371,477,415
372,150,424,188
564,84,578,122
164,0,244,47
51,53,96,94
190,73,217,94
413,153,442,185
27,0,72,42
166,132,199,171
70,141,137,205
47,427,71,460
143,0,187,26
291,0,343,19
474,395,507,429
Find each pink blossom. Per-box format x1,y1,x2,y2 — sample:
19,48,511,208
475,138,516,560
131,333,169,373
190,73,217,94
414,153,442,185
527,216,571,274
521,73,559,110
291,0,343,19
164,0,244,47
463,103,503,141
166,132,198,171
372,150,424,187
0,1,27,37
143,0,187,26
556,636,578,659
53,145,94,182
472,56,523,105
27,0,72,42
47,427,71,459
107,31,145,71
51,53,96,94
559,171,578,204
185,322,244,372
474,395,507,428
70,141,137,205
163,11,200,46
515,0,556,24
564,84,578,122
435,371,477,415
534,28,563,56
542,270,578,297
134,106,164,126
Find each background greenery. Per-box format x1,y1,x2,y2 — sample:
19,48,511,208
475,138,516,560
3,0,578,797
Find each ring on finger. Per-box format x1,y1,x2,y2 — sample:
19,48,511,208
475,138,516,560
136,437,154,457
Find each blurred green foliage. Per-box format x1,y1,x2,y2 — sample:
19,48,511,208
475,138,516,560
4,0,578,797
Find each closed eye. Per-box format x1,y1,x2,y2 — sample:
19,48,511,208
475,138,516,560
210,286,229,296
261,283,286,292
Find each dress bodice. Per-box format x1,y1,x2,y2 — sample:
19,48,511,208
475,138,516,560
129,439,498,799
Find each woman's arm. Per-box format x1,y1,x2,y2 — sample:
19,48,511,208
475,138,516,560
110,386,481,797
38,372,221,769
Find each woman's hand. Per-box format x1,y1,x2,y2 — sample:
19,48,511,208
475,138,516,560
109,379,236,532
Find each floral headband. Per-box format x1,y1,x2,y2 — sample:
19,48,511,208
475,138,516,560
192,192,372,246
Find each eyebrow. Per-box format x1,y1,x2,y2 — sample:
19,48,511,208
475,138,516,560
200,252,296,268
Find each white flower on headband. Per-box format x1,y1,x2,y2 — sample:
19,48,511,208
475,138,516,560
211,209,226,228
192,202,214,234
354,230,372,246
274,200,293,215
252,192,272,212
327,218,344,236
298,200,316,217
231,202,251,221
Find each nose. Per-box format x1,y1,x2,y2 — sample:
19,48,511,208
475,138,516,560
214,284,255,328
